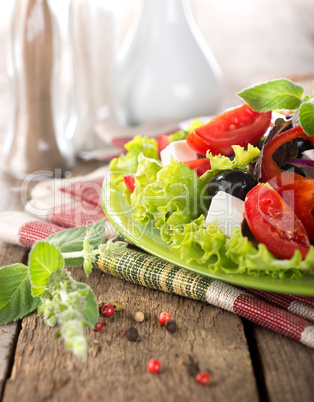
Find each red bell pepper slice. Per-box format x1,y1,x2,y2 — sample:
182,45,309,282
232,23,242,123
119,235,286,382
157,134,170,158
123,174,135,193
184,158,211,177
261,126,314,241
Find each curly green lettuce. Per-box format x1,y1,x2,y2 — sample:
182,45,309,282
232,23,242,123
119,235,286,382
171,216,314,279
168,130,188,143
170,216,234,269
131,155,208,243
226,228,314,278
109,135,159,197
200,144,260,184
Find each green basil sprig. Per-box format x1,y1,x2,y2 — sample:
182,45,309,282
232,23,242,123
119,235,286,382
238,78,314,136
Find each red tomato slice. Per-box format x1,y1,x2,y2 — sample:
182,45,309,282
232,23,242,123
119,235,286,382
184,158,211,177
244,183,310,260
260,126,314,241
187,104,272,156
123,175,135,193
157,134,170,157
186,131,213,156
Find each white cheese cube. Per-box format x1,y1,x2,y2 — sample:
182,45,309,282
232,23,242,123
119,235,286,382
160,140,198,166
205,190,245,237
301,149,314,178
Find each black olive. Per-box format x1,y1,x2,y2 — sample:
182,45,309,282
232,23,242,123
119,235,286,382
281,163,305,177
208,169,256,201
296,138,314,158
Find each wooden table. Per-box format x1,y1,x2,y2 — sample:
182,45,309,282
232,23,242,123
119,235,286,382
1,0,314,401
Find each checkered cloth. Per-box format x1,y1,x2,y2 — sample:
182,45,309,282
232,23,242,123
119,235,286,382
0,168,313,348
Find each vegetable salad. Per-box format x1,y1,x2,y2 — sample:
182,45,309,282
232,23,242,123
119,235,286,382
109,79,314,279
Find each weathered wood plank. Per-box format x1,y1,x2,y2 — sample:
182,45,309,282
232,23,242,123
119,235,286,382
253,326,314,402
0,218,31,399
0,323,19,399
2,267,259,402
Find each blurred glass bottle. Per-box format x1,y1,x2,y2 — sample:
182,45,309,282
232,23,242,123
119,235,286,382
4,0,74,179
115,0,223,126
69,0,116,158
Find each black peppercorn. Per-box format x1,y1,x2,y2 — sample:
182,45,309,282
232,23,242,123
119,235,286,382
166,320,177,333
125,326,138,342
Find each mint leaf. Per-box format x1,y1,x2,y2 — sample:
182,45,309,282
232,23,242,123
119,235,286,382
76,283,98,328
83,261,92,277
82,228,95,277
29,242,64,297
47,219,106,267
0,264,40,324
238,78,304,112
39,270,98,357
299,98,314,136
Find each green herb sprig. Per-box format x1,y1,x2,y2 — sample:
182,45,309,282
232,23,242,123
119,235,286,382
238,78,314,136
0,219,127,358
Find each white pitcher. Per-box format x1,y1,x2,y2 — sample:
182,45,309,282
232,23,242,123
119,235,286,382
114,0,223,126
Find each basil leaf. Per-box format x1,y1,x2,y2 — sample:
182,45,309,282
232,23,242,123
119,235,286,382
29,242,64,297
75,283,98,328
238,78,304,112
299,99,314,136
0,264,40,324
47,219,106,266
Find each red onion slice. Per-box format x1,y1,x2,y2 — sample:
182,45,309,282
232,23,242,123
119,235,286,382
286,158,314,168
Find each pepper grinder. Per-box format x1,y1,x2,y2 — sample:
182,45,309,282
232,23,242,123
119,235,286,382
115,0,223,126
4,0,74,179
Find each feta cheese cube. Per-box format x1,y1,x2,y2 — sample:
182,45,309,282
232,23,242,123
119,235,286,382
160,140,198,166
205,190,245,237
301,149,314,178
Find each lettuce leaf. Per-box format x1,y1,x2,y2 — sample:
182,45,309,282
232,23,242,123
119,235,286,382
130,154,162,225
225,228,311,279
168,118,205,143
169,130,188,143
188,118,203,131
109,135,159,196
171,216,235,269
200,144,260,183
170,217,314,279
131,156,208,243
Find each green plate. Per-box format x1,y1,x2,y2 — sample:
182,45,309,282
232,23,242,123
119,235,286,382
102,176,314,296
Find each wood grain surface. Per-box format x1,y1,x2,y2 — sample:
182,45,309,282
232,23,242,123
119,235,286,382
0,0,314,401
3,268,259,402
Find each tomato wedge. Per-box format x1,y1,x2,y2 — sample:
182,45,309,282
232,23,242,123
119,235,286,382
244,183,310,260
184,158,211,177
123,174,135,193
261,126,314,241
187,104,272,156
